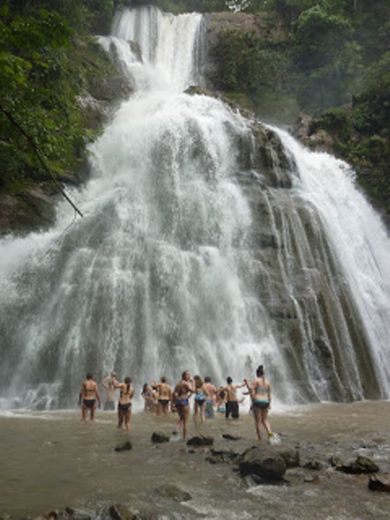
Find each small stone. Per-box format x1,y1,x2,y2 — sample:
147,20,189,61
368,475,390,493
328,455,342,467
304,459,323,471
338,455,379,474
222,433,241,441
109,505,132,520
154,484,192,502
151,432,170,443
114,441,132,452
186,435,214,447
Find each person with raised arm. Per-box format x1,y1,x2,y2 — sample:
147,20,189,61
79,373,101,422
114,376,134,431
244,364,273,441
224,376,245,419
102,371,117,411
173,370,194,440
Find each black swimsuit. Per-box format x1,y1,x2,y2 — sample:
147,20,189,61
83,399,95,409
118,402,131,412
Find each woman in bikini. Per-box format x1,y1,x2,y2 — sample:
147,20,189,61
115,376,134,431
245,365,273,441
193,375,207,424
152,377,173,416
173,370,194,440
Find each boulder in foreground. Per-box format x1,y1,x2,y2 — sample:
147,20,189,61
239,446,287,481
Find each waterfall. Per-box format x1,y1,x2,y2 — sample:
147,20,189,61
0,7,389,410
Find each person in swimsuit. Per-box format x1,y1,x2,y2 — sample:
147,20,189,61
102,371,117,411
224,377,245,419
193,375,207,424
244,364,273,441
173,370,194,440
115,376,134,431
79,373,101,422
141,382,156,412
204,376,217,419
152,377,173,416
216,386,226,413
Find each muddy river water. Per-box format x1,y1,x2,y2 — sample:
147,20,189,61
1,401,389,519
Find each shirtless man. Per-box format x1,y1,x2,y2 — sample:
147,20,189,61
173,370,194,440
204,376,217,419
152,377,173,416
102,371,117,411
224,376,245,419
79,373,101,422
114,376,134,431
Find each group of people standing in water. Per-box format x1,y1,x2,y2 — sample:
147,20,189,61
79,365,273,441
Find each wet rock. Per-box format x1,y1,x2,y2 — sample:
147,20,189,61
186,435,214,447
64,508,91,520
304,459,323,471
239,446,287,481
328,455,343,468
151,432,170,444
109,505,134,520
337,455,379,474
207,448,240,464
368,474,390,492
275,446,300,468
114,440,132,452
154,484,192,502
222,433,242,441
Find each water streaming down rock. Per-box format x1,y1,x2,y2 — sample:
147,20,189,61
0,6,389,409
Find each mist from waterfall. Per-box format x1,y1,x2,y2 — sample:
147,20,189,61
0,6,389,410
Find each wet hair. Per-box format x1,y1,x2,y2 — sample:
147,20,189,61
124,376,131,394
194,375,203,388
47,512,57,520
142,383,148,393
256,365,264,377
161,376,167,383
182,370,189,380
227,377,233,384
205,376,211,383
86,373,93,380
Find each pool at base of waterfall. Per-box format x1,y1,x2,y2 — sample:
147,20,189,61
0,401,389,519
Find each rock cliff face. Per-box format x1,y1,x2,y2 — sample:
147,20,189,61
203,11,288,88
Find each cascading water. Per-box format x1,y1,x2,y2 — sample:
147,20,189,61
0,6,389,410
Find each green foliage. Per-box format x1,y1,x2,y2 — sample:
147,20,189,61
210,29,294,118
0,1,117,194
117,0,227,13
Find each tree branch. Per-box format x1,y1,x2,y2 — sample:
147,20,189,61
0,105,84,218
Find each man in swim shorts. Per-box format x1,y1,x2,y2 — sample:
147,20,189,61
79,373,101,422
224,377,245,419
102,371,117,411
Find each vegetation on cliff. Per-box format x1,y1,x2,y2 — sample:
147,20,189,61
0,2,123,225
208,1,389,219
